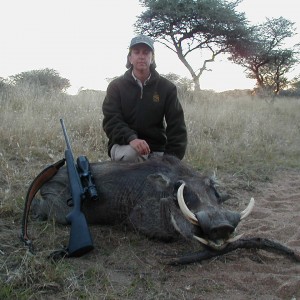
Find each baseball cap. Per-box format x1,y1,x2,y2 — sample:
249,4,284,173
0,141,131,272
129,35,154,51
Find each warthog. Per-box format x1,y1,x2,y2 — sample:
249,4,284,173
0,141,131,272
35,156,251,247
33,155,299,264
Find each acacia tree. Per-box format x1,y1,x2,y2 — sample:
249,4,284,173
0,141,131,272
10,68,70,95
135,0,250,91
265,49,299,94
230,17,300,95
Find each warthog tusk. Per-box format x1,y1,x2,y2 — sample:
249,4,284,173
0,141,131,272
240,197,255,220
193,235,209,246
177,182,198,225
226,233,244,243
193,235,228,250
193,233,244,250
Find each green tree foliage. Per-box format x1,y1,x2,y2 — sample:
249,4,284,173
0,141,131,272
290,77,300,90
135,0,249,91
162,72,194,100
162,73,193,91
10,68,70,95
264,49,299,95
280,76,300,97
0,77,11,101
230,17,300,95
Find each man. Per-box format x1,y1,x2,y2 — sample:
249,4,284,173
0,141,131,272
102,34,187,162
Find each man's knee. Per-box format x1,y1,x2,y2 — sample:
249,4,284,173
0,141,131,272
110,144,141,162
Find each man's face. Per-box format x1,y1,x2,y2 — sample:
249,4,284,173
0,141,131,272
129,44,153,72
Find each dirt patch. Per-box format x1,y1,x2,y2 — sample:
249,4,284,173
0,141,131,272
1,169,299,299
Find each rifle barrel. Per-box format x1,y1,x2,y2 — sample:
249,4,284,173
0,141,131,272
60,118,73,152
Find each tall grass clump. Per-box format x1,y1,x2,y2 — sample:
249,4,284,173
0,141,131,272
0,87,107,215
0,87,108,299
183,92,300,178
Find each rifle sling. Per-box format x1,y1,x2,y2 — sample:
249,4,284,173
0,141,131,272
20,158,66,253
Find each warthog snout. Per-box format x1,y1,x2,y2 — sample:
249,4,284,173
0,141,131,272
208,224,235,240
195,210,240,241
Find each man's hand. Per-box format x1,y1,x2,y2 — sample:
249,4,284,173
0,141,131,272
129,139,150,156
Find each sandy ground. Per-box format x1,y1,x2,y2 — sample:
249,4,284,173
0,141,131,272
1,169,299,299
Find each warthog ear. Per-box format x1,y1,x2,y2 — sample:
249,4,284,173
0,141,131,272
146,173,171,192
208,176,230,203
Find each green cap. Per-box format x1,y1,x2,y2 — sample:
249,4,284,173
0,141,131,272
129,35,154,50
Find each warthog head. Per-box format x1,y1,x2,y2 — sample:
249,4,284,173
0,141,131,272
174,180,254,250
37,155,254,250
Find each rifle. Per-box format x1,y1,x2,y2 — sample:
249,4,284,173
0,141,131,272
21,119,97,258
60,118,96,257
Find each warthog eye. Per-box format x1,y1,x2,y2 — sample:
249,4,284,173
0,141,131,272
174,180,185,191
212,186,221,201
173,180,185,204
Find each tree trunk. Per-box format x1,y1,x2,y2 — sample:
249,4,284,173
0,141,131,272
193,77,201,92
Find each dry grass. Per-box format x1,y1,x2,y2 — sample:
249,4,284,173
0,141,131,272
0,87,300,299
184,92,300,179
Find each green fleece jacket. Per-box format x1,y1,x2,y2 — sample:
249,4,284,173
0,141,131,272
102,68,187,159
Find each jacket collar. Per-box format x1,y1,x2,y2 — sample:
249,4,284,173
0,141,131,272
124,68,159,85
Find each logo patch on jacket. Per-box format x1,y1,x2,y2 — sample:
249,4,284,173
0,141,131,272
153,92,160,103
